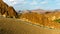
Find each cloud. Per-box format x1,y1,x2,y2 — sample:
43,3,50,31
9,0,25,3
40,0,48,4
30,1,37,5
3,0,59,10
13,2,17,5
10,0,14,1
34,6,41,9
40,1,48,4
9,0,26,5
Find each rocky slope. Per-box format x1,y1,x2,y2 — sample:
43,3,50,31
20,11,60,29
0,0,18,18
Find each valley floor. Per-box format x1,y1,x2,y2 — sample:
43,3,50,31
0,17,60,34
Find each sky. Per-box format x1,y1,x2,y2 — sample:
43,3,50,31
3,0,60,10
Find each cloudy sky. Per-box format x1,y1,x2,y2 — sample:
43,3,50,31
3,0,60,10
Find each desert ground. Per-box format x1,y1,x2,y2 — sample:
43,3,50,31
0,17,60,34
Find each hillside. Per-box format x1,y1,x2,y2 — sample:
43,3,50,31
20,12,60,29
20,12,43,25
43,11,60,29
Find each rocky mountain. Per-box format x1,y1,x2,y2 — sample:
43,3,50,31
20,11,60,29
21,9,48,14
31,9,47,14
0,0,18,18
0,0,8,15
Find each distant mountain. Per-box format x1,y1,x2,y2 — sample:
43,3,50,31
30,9,47,14
22,9,48,14
19,9,60,14
20,10,31,14
22,9,50,14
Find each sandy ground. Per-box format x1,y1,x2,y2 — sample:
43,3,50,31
0,17,60,34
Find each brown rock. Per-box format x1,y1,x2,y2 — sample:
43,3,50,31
6,6,18,18
0,0,18,18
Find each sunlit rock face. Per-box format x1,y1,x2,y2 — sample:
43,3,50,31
19,11,60,29
43,11,60,29
0,0,18,18
20,12,43,25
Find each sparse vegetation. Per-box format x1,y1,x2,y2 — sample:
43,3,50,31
54,19,60,23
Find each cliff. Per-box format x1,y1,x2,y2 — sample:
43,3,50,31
0,0,18,18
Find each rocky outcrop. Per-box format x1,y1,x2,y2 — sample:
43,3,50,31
0,0,18,18
0,0,8,15
6,6,18,18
